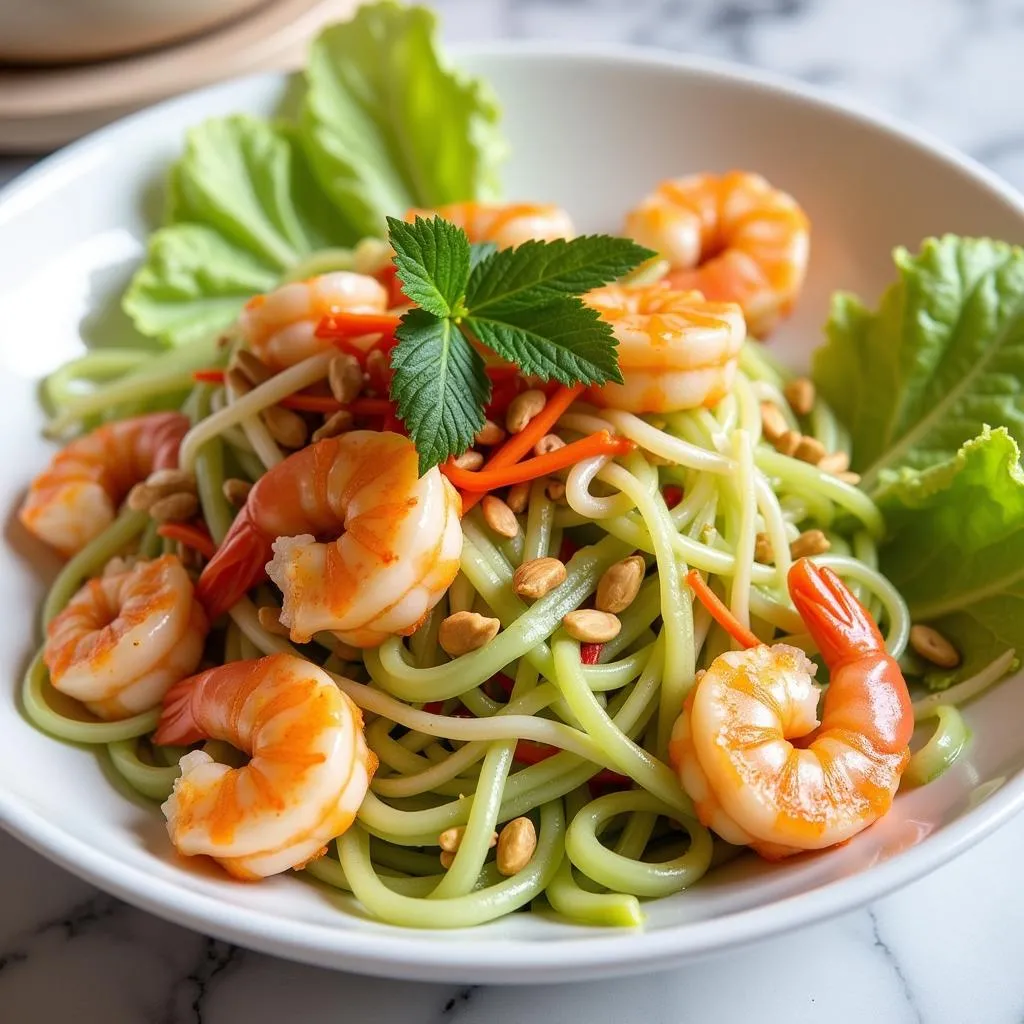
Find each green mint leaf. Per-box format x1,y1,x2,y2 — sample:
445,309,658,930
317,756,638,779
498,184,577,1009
387,215,471,317
812,236,1024,490
466,235,654,315
875,426,1024,681
469,241,498,271
465,299,623,386
390,308,489,474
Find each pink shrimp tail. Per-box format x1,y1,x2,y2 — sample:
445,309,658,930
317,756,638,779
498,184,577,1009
787,558,885,666
147,413,191,470
195,506,273,621
154,670,210,746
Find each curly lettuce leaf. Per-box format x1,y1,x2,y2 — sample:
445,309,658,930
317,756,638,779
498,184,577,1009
813,236,1024,489
168,115,358,269
122,225,277,347
300,1,505,239
120,3,506,346
124,117,355,344
876,427,1024,678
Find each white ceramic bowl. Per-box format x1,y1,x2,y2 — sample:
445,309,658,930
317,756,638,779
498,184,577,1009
0,0,271,63
2,46,1024,985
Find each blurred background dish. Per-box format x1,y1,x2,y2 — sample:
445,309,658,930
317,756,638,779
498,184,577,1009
0,0,273,64
0,0,358,152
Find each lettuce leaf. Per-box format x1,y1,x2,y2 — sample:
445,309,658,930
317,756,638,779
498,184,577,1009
876,427,1024,678
122,224,277,347
168,116,360,267
120,2,506,346
300,1,505,239
813,236,1024,489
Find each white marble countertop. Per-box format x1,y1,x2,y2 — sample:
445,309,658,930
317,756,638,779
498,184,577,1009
4,1,1024,1021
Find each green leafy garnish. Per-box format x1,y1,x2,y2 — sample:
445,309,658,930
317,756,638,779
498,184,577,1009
120,2,503,346
123,224,278,348
302,2,505,238
813,236,1024,683
876,427,1024,680
814,236,1024,488
390,310,489,474
387,216,652,472
387,216,471,318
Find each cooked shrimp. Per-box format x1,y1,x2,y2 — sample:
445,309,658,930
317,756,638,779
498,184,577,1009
405,201,574,248
239,272,389,371
624,172,809,336
155,653,375,879
20,412,189,558
669,559,912,860
196,432,462,647
583,283,746,413
44,555,208,720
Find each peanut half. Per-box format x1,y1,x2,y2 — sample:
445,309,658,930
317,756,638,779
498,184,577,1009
496,817,537,876
562,609,621,643
909,624,961,669
482,495,520,538
439,611,500,657
512,557,567,600
595,555,645,614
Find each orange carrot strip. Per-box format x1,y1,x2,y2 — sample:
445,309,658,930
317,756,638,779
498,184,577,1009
461,383,585,512
315,312,402,337
157,522,217,560
349,398,395,416
685,569,761,650
442,431,634,493
192,369,226,383
279,394,343,413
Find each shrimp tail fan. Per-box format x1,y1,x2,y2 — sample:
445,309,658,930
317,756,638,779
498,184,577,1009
154,671,209,746
195,507,273,621
787,557,885,664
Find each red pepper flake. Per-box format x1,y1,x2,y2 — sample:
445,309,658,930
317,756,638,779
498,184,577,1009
192,368,226,383
580,642,604,665
663,485,684,509
422,701,444,715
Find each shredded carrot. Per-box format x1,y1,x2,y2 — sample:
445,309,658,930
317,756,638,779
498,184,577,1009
685,568,761,649
279,394,343,414
443,431,633,493
460,383,585,512
315,311,402,338
349,398,395,416
192,368,226,383
157,522,217,560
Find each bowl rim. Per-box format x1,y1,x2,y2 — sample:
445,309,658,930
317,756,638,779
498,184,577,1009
2,41,1024,983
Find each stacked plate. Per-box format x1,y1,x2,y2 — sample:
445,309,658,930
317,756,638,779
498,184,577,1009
0,0,357,151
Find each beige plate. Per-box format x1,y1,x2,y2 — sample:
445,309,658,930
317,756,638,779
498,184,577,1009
0,0,358,152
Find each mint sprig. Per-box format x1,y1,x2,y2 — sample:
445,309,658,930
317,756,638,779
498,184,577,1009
387,216,653,473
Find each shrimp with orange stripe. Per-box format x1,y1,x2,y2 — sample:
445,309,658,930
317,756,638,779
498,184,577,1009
157,653,376,879
405,201,574,248
671,559,913,859
625,171,810,336
44,554,208,719
20,412,189,557
196,431,462,647
583,282,746,413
